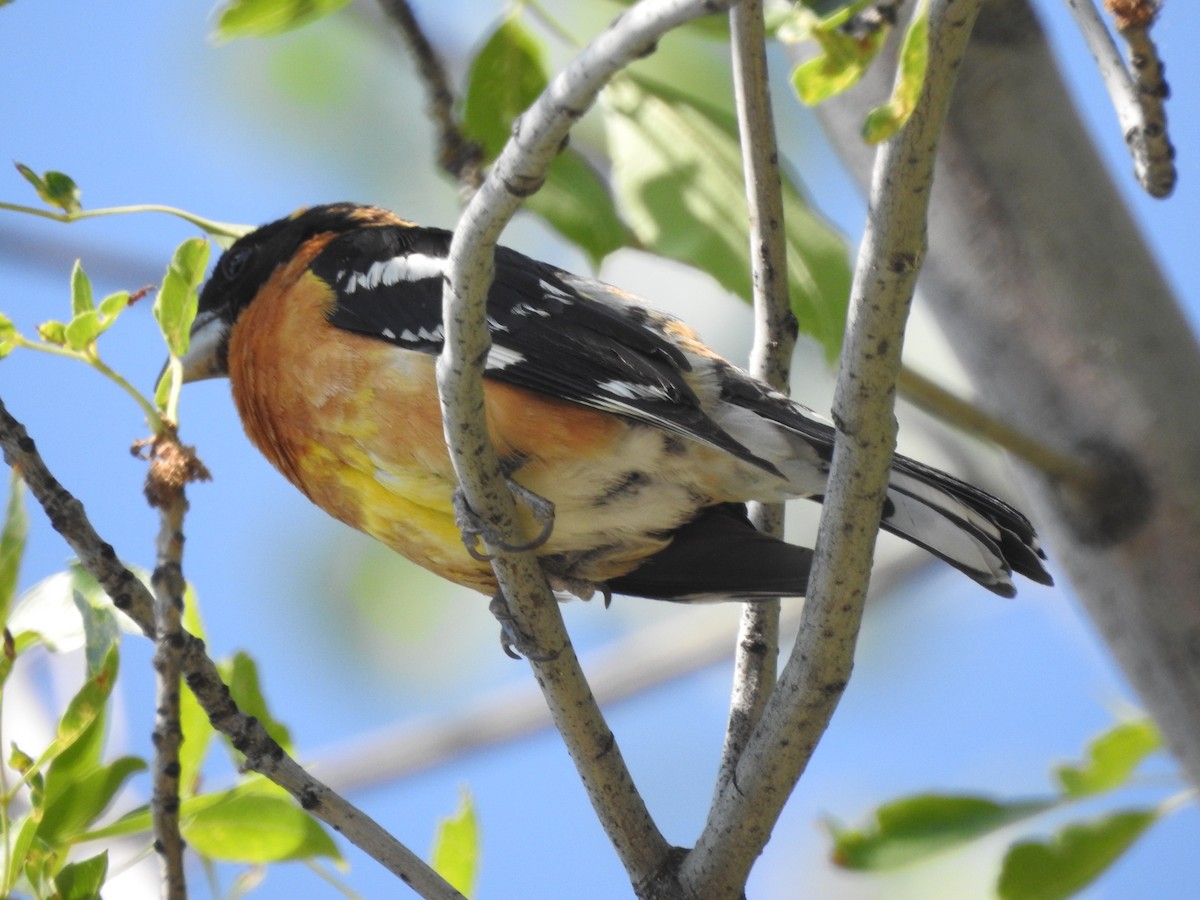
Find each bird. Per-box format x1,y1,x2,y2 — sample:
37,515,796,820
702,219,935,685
180,202,1052,605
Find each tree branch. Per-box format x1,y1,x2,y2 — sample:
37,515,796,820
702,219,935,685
684,1,986,894
438,2,760,891
1065,0,1174,196
140,432,198,900
0,398,465,900
375,0,485,191
898,365,1095,484
717,0,795,798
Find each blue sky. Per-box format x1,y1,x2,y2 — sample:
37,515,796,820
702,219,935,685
2,1,1199,898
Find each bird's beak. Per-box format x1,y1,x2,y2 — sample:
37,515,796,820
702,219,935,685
177,309,230,383
158,309,230,388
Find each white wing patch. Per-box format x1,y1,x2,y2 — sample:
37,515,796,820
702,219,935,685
378,324,444,344
596,379,673,401
485,344,526,370
539,278,573,302
343,253,446,293
511,301,551,318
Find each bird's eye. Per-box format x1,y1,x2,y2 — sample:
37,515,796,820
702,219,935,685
220,246,254,281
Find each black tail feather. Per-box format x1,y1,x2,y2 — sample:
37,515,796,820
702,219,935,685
608,504,812,602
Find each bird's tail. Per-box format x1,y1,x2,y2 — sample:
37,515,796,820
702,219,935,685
880,454,1053,596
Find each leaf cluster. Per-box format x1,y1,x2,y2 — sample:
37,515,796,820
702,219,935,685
827,719,1183,899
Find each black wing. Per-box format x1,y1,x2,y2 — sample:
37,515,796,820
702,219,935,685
313,224,775,471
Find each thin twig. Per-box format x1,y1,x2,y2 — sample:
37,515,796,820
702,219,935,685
717,0,794,799
1065,0,1174,196
142,432,195,899
684,1,987,894
437,1,739,894
0,202,247,241
897,365,1098,486
375,0,485,191
0,398,464,900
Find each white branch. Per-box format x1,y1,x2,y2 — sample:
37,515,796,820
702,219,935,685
685,0,987,893
1065,0,1174,196
717,0,794,797
436,0,739,890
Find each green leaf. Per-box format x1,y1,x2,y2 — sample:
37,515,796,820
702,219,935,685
9,742,36,777
36,320,68,346
9,564,134,659
461,19,629,265
178,584,216,796
70,261,94,316
998,810,1159,900
789,1,888,105
183,789,340,863
154,237,210,359
605,77,851,360
1054,719,1162,799
863,0,930,143
431,789,480,898
220,651,293,754
462,17,549,159
97,291,130,320
527,149,631,267
76,590,121,678
63,311,103,352
43,698,107,796
0,467,28,627
214,0,353,41
829,793,1055,870
15,163,82,214
73,804,151,844
0,630,14,691
62,291,129,352
53,851,108,900
38,757,146,846
0,311,17,359
5,815,40,893
47,645,119,767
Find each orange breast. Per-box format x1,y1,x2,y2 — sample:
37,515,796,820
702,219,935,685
224,259,698,595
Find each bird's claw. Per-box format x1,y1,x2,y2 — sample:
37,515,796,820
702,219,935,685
489,594,557,661
454,479,555,561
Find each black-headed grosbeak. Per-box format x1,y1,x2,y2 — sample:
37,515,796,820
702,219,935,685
181,203,1052,602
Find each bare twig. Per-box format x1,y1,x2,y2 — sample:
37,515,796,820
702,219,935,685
1065,0,1174,196
897,365,1098,486
684,0,987,894
0,398,464,900
437,1,739,894
717,0,795,798
138,430,208,900
375,0,485,191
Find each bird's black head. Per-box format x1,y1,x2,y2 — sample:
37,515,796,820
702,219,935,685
181,203,404,381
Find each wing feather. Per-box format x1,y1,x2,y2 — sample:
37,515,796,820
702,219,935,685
313,225,778,472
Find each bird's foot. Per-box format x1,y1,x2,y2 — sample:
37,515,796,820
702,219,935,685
454,479,555,562
489,593,557,661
